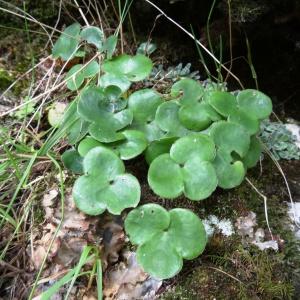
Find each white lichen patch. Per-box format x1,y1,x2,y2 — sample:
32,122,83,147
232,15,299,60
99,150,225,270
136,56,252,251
203,215,234,238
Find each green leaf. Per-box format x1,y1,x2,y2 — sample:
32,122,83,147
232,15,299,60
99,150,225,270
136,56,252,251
52,23,81,61
82,60,100,78
155,101,189,137
125,204,207,279
168,209,207,259
66,62,100,91
171,78,204,105
99,73,131,93
102,54,153,82
210,121,250,158
237,89,272,120
182,157,218,200
128,89,165,141
61,149,83,174
145,137,177,164
78,136,102,156
102,35,117,59
124,204,170,245
114,130,148,160
228,109,259,135
73,147,140,215
66,65,85,91
207,91,238,117
170,133,215,164
243,136,262,168
128,89,163,123
77,86,107,122
178,103,213,131
80,26,104,49
148,134,218,200
137,232,183,279
148,153,184,198
213,148,246,189
88,110,133,143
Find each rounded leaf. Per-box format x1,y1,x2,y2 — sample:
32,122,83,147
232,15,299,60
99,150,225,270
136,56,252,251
125,204,170,245
148,154,184,198
116,130,148,160
137,232,183,279
80,26,104,49
61,149,83,174
182,158,218,201
208,91,237,117
210,121,250,158
237,89,272,120
77,86,107,122
99,73,131,93
52,23,81,61
66,64,85,91
145,137,177,164
83,147,124,179
213,149,246,189
170,133,215,164
82,60,100,78
178,103,213,131
101,174,140,214
78,136,102,156
228,109,259,135
168,209,207,259
243,136,262,168
102,54,153,82
128,89,163,123
155,101,189,137
171,78,204,105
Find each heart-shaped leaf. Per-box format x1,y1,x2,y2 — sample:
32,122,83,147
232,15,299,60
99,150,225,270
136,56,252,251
207,91,238,117
210,121,250,158
155,101,189,137
52,23,81,61
61,149,83,174
73,147,140,215
125,204,207,279
102,54,153,82
80,26,104,49
99,73,131,93
171,78,204,106
237,89,272,120
148,134,217,200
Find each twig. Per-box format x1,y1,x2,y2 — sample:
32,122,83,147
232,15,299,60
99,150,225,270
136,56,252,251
144,0,244,88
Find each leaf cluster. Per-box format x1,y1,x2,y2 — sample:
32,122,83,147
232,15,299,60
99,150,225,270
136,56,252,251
53,23,273,280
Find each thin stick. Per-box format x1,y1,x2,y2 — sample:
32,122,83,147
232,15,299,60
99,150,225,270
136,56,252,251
246,177,274,240
73,0,90,26
144,0,244,88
